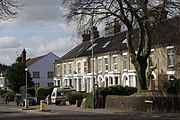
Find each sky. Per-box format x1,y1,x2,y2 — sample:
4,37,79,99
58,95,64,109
0,0,81,65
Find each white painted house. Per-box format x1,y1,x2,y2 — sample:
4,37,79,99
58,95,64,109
26,52,59,88
0,73,6,90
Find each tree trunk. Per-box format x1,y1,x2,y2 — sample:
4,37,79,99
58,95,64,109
135,57,148,90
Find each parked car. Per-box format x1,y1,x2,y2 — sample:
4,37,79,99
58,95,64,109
51,86,76,105
15,93,36,106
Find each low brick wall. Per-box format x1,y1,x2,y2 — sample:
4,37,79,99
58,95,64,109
105,95,180,112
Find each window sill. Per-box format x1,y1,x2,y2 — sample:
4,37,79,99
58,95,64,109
123,69,128,72
168,65,174,68
98,71,102,73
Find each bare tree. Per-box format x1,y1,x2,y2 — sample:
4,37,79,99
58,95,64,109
62,0,180,90
0,0,21,21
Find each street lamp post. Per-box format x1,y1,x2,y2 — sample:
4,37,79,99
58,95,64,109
25,68,28,109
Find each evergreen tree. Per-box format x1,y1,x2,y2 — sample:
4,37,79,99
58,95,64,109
6,57,33,93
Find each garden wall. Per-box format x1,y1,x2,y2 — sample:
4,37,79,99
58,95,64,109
105,95,180,112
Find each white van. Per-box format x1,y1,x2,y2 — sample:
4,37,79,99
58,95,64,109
51,86,76,105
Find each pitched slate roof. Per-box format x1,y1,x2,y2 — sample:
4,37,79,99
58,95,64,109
26,55,45,67
26,52,59,67
58,16,180,62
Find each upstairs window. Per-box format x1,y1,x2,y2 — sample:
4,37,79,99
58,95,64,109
56,64,61,76
63,64,66,75
91,59,96,73
104,57,108,72
69,63,72,74
123,55,128,70
167,47,174,67
84,61,88,73
113,56,118,71
77,62,81,74
98,59,102,72
33,71,40,78
47,71,53,78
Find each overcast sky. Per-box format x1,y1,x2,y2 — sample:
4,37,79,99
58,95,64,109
0,0,81,65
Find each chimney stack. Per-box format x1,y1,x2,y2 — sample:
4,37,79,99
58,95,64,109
82,30,90,42
105,19,121,37
91,26,100,40
22,49,26,66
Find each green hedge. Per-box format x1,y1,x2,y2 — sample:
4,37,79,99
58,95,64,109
2,91,16,101
163,78,180,95
100,85,137,97
36,86,54,100
67,92,86,104
85,93,93,108
84,85,137,108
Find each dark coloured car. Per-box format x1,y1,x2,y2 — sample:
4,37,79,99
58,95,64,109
16,93,36,106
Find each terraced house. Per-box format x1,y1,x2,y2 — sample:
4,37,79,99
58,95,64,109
53,16,180,92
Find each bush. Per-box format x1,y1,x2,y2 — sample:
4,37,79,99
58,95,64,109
0,88,6,97
85,93,93,108
36,86,54,101
99,85,137,96
67,92,86,104
2,91,16,101
20,86,35,96
163,78,180,95
124,86,138,95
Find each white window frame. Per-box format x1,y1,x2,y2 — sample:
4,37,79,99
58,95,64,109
104,56,108,72
69,62,72,74
76,62,81,74
122,53,128,71
167,46,174,67
91,58,96,73
113,55,118,71
98,57,102,73
84,60,88,73
63,63,66,75
56,64,61,76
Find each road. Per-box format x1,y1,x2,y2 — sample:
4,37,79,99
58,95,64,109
0,102,179,120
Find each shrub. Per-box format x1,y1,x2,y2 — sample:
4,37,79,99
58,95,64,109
36,86,54,101
163,78,180,95
20,86,35,96
2,91,16,101
0,88,6,97
99,85,137,96
67,92,86,104
124,86,138,95
85,93,93,108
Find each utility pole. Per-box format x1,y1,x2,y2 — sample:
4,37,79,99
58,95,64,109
91,1,95,109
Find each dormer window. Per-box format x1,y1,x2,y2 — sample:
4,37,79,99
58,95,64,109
87,43,98,51
78,47,84,53
102,41,111,48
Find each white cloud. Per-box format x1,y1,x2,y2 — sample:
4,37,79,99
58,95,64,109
0,0,80,65
11,0,63,26
0,48,22,65
24,36,77,59
0,37,21,48
0,37,22,65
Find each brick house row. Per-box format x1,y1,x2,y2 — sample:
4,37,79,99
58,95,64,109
53,16,180,92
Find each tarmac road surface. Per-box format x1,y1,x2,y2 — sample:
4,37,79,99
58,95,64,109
0,102,179,120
